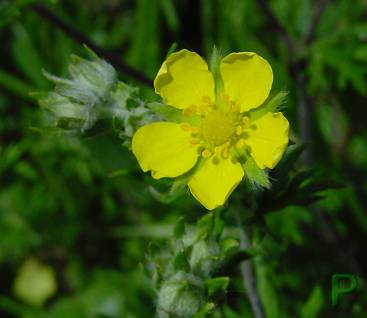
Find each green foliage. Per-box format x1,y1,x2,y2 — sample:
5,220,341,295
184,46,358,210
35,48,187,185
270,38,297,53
1,1,367,318
146,214,240,318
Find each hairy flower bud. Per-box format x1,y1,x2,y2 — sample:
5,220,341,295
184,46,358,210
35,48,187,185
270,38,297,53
157,271,204,318
34,49,157,145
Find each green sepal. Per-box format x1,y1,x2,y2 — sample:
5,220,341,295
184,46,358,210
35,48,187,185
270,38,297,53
166,42,178,58
205,277,230,296
149,158,204,204
210,46,223,97
34,91,85,120
248,91,288,121
243,156,271,189
149,177,187,204
174,250,191,272
192,302,215,318
147,102,182,122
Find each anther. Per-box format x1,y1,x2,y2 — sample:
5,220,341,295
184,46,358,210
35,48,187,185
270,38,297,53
202,95,211,104
242,116,250,125
190,138,200,145
221,93,229,101
202,149,212,158
236,126,243,135
191,127,199,134
180,123,191,131
183,106,196,116
236,139,246,149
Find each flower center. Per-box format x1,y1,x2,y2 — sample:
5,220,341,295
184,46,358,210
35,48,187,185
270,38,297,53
181,94,254,160
201,110,236,146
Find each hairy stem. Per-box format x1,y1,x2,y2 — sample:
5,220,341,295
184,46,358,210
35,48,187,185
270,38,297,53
236,212,265,318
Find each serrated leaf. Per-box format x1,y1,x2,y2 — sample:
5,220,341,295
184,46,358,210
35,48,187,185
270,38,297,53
243,157,270,189
174,250,190,272
205,277,229,296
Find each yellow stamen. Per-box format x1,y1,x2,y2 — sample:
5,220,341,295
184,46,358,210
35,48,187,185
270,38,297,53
198,104,210,114
242,116,250,125
202,149,212,158
180,123,191,131
236,126,243,135
220,93,229,102
191,127,199,134
222,148,229,159
190,138,200,145
202,95,211,104
183,106,196,116
236,139,246,149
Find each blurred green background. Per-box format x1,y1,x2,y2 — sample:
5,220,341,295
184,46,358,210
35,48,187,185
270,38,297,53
1,0,367,317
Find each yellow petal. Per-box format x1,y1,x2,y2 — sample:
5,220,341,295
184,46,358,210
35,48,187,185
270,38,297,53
246,112,289,169
154,49,215,109
220,52,273,112
132,122,199,179
188,157,244,210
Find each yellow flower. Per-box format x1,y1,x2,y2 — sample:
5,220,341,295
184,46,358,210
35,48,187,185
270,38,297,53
132,49,289,210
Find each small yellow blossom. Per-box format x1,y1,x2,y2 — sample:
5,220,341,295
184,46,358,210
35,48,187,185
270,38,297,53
132,49,289,210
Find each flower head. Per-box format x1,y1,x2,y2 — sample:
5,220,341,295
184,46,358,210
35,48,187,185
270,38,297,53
132,49,289,210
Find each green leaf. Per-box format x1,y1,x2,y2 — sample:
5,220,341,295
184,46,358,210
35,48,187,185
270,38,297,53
174,250,190,272
0,69,34,99
256,261,280,318
192,302,215,318
300,285,324,318
205,277,229,296
300,180,345,196
220,238,239,257
273,144,306,184
287,169,316,190
159,0,179,31
243,157,271,189
248,91,288,121
148,242,162,259
11,23,47,87
173,217,185,239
